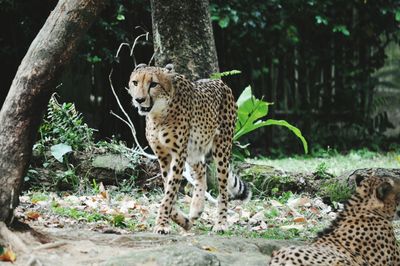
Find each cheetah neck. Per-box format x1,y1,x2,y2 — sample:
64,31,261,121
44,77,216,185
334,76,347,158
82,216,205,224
315,196,397,264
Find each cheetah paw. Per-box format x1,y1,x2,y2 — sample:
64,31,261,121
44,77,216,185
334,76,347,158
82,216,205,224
212,223,228,233
153,224,171,235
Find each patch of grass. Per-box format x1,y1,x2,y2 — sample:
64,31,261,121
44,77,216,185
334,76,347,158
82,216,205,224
249,149,399,175
212,224,320,241
30,193,49,203
52,206,107,222
320,180,353,203
314,162,331,179
111,214,126,227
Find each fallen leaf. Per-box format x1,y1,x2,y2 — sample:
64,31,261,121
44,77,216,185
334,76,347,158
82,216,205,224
0,246,16,262
99,182,109,199
293,216,306,223
26,211,40,220
202,245,217,252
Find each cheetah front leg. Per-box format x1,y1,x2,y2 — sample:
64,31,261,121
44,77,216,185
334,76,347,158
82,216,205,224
154,153,191,234
212,136,231,232
157,156,191,231
188,161,207,222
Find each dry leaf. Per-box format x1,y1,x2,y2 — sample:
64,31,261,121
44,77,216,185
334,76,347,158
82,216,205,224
26,211,40,220
202,245,217,252
99,182,109,199
293,216,306,223
0,247,16,262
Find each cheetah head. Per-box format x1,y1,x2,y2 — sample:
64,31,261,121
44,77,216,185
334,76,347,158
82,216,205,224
128,64,175,116
350,168,400,220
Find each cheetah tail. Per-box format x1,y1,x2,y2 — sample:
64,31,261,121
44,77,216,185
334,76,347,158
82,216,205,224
227,171,252,202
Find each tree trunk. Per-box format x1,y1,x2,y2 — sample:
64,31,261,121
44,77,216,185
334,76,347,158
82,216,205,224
0,0,108,224
150,0,219,80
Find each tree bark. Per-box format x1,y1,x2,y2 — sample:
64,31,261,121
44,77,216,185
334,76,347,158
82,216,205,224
0,0,108,224
150,0,219,80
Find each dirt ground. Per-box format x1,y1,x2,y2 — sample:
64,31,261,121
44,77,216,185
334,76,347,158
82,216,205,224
2,222,300,266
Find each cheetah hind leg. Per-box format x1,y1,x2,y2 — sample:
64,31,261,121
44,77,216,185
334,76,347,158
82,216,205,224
211,136,231,233
188,162,207,222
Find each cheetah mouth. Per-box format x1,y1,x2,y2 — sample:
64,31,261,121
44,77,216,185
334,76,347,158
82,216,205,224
138,105,153,115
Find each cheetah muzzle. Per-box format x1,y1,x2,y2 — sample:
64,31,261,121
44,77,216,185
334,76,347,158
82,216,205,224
128,64,251,234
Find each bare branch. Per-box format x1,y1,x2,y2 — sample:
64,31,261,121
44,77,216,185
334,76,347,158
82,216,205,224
148,52,156,66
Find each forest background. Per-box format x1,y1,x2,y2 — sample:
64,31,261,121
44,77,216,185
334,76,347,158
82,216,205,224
1,0,400,156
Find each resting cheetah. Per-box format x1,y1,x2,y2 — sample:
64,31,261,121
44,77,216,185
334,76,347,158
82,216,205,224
269,168,400,266
128,64,250,234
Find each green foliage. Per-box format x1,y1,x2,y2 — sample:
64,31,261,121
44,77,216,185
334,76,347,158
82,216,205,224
210,70,241,79
332,25,350,36
55,169,80,190
210,0,400,152
314,162,331,179
50,143,73,163
52,206,107,223
37,94,94,153
112,214,126,227
320,180,353,203
234,86,308,154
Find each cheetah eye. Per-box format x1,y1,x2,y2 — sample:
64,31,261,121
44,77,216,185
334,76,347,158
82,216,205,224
132,80,138,86
149,82,158,88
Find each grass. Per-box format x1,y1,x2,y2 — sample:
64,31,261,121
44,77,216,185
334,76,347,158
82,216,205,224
251,149,400,175
20,149,400,242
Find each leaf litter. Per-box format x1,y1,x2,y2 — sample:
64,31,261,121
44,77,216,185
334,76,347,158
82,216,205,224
7,182,400,264
16,184,340,240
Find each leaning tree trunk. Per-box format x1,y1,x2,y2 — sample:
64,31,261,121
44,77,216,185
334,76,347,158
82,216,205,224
150,0,219,79
0,0,108,224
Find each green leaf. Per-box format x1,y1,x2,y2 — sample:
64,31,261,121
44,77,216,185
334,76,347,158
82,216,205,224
315,15,328,25
396,10,400,22
50,143,72,162
116,14,125,21
218,16,230,28
210,70,241,79
234,86,308,154
333,25,350,36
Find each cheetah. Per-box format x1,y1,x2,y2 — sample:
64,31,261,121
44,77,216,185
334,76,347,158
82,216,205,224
128,64,250,234
269,168,400,266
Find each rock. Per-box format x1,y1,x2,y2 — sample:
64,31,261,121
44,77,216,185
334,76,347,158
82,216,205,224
92,154,132,173
102,233,303,266
104,244,220,266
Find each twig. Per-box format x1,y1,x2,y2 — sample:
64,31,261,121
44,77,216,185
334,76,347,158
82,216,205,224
108,69,146,154
130,33,149,67
148,52,156,66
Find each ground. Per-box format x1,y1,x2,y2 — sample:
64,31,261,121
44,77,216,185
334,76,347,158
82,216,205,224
2,151,400,265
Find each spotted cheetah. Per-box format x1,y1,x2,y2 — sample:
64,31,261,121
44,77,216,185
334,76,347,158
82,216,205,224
269,168,400,266
128,64,250,234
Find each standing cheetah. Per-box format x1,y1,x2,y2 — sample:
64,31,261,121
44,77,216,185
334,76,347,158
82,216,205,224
128,64,250,234
269,168,400,266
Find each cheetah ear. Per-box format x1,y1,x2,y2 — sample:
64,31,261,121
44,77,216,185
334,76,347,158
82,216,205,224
135,63,147,71
348,169,367,187
164,63,174,73
355,175,365,186
376,182,393,200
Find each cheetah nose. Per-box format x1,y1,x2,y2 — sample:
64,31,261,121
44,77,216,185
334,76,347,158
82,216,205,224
135,97,146,104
